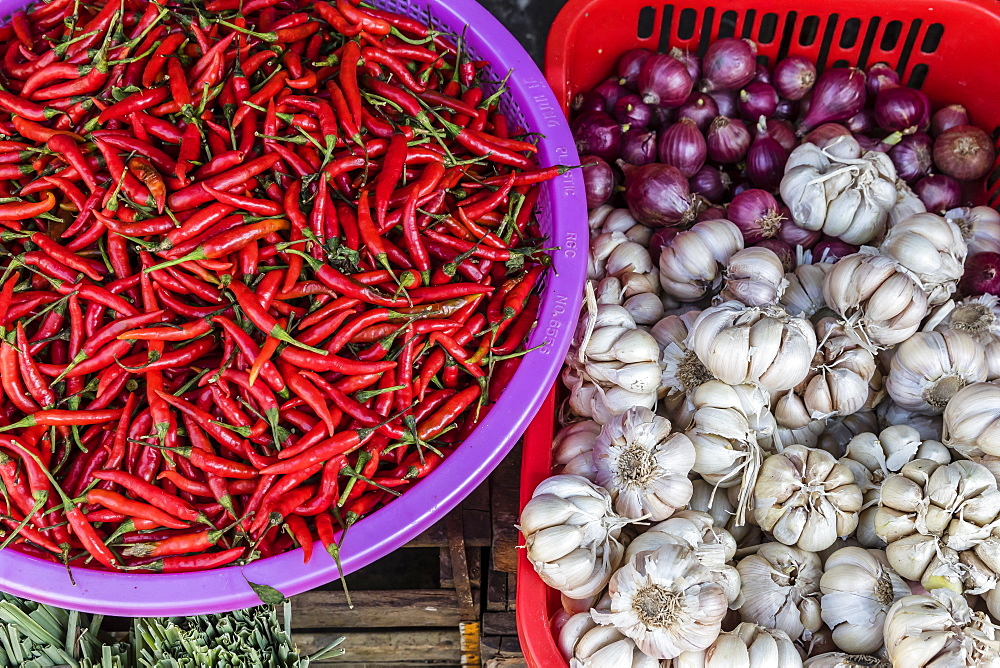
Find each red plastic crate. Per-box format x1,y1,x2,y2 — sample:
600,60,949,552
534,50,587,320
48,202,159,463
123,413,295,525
517,0,1000,665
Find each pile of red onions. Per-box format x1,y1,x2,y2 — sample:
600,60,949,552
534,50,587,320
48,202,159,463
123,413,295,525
572,39,999,293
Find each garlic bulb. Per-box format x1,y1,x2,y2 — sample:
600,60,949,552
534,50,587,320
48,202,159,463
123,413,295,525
879,212,966,305
886,329,987,415
936,294,1000,345
674,623,801,668
884,588,1000,667
624,510,741,607
822,248,928,348
819,547,910,653
592,543,728,660
563,364,658,425
780,138,897,245
799,317,879,424
688,301,818,392
685,381,776,524
818,411,879,456
942,381,1000,457
754,444,863,552
875,458,1000,595
803,654,889,668
654,310,714,405
876,398,942,441
947,205,1000,255
593,407,696,521
569,624,661,668
624,292,665,325
736,542,823,640
773,419,827,450
588,204,615,235
553,420,602,480
780,262,832,320
719,247,788,307
560,611,599,660
606,239,660,298
519,475,628,599
689,478,756,545
658,219,744,302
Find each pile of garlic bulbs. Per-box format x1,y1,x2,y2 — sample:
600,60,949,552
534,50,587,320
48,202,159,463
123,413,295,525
521,181,1000,667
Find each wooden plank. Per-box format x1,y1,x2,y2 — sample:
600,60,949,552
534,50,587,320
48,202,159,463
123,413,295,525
446,508,480,666
506,572,517,612
482,612,517,636
295,630,460,664
406,514,491,548
499,636,523,655
490,445,522,574
291,589,460,629
486,568,508,611
440,546,481,589
484,657,528,668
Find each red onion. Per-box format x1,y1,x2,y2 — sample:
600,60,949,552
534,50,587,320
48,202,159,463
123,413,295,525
845,109,875,134
803,122,851,149
658,118,707,177
755,239,795,271
701,38,758,92
746,119,791,191
931,104,969,137
774,98,800,121
707,116,751,163
737,82,779,121
648,227,680,264
571,110,622,161
620,161,699,227
697,205,729,222
866,62,900,96
708,89,738,118
753,64,772,85
669,47,701,82
593,78,630,113
874,86,931,133
914,174,962,213
689,165,729,203
888,132,933,183
581,155,614,208
676,93,719,133
613,94,654,129
855,134,885,152
638,53,694,108
778,218,822,249
814,238,859,262
799,68,867,133
760,118,796,151
617,48,652,87
933,125,996,181
572,91,606,115
620,128,659,165
960,252,1000,296
772,56,816,100
727,189,785,243
732,179,754,197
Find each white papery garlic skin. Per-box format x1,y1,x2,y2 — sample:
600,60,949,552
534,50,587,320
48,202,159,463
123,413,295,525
887,177,926,228
879,212,967,305
819,547,910,653
780,262,833,320
720,247,789,307
658,219,744,302
875,458,1000,595
688,301,818,392
593,407,696,521
592,543,728,660
736,542,823,640
780,138,897,245
876,398,943,442
553,420,602,480
568,624,660,668
884,588,1000,667
818,410,880,456
519,475,628,599
822,248,929,347
947,205,1000,255
674,622,801,668
624,510,741,607
935,295,1000,363
754,444,863,552
886,329,987,415
800,317,879,423
685,381,776,524
654,310,714,403
942,381,1000,457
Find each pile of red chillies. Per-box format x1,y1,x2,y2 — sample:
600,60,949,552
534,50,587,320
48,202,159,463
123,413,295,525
0,0,558,572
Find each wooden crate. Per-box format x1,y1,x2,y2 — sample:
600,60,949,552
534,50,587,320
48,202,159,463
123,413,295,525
291,445,526,667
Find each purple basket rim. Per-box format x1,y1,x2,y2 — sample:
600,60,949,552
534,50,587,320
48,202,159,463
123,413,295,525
0,0,588,615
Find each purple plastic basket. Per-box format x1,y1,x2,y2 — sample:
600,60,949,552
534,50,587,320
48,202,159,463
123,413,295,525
0,0,586,615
